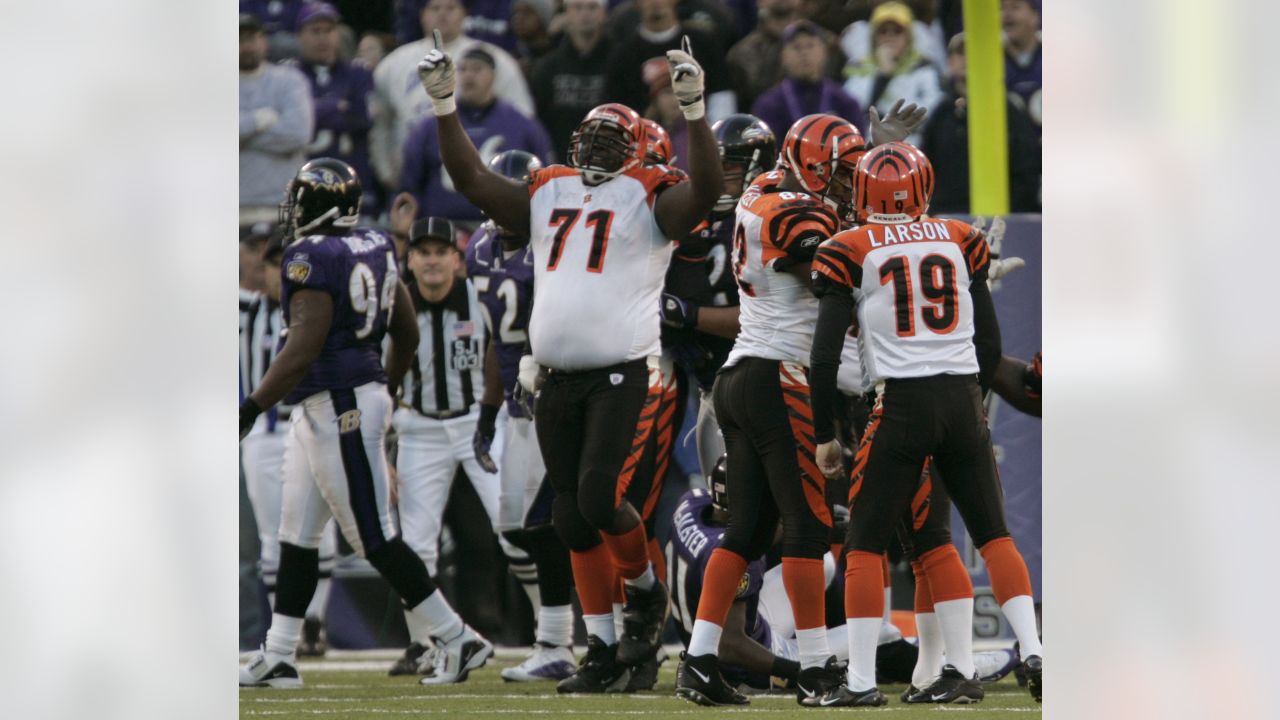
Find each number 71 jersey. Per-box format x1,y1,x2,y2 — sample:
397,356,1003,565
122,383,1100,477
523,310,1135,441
526,164,685,371
811,217,990,385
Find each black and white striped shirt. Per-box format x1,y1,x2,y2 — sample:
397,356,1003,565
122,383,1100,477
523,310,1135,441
403,278,487,418
239,288,292,431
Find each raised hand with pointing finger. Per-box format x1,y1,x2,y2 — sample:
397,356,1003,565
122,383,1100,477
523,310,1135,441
416,29,457,115
666,35,706,121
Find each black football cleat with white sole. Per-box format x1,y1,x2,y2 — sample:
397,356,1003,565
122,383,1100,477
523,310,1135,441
617,580,670,666
920,664,984,704
795,656,844,706
901,684,931,703
816,685,888,707
674,652,749,706
388,642,433,676
557,635,631,694
1021,655,1042,702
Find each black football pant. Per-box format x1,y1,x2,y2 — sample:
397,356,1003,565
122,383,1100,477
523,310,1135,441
535,358,662,552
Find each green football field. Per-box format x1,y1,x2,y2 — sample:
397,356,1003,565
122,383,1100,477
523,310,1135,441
239,649,1043,719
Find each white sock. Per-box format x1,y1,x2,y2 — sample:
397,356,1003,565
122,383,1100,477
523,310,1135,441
264,614,304,660
844,618,880,691
612,602,625,640
521,581,542,616
912,612,943,688
882,586,893,625
583,613,616,646
537,605,573,648
404,589,464,645
827,625,849,661
623,564,656,591
1002,595,1043,657
306,578,331,621
796,626,832,669
934,597,976,677
686,619,723,657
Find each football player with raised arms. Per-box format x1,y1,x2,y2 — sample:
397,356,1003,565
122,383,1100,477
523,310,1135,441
416,31,723,691
237,158,492,688
807,143,1042,706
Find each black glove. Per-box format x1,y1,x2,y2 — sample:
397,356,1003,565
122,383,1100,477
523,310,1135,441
472,403,500,473
660,292,700,329
239,398,263,441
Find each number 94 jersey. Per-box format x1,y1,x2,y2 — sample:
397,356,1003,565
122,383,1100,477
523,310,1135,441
811,218,990,385
280,228,399,404
526,163,685,371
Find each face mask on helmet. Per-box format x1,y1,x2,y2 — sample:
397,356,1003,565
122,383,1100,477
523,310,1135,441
278,160,362,238
569,119,636,185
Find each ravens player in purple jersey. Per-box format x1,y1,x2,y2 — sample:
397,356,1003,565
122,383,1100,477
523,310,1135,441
238,158,493,688
466,150,577,682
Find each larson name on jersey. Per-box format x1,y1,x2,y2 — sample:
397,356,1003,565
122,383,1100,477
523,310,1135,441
865,219,955,247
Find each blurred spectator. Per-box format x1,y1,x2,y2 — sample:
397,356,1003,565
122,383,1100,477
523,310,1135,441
240,14,315,222
530,0,611,158
373,0,535,193
510,0,558,75
1002,0,1041,131
839,0,946,72
643,72,689,172
730,0,849,117
399,47,553,229
607,0,738,58
286,3,382,218
240,0,305,61
239,222,274,293
919,33,1040,214
751,21,864,142
356,30,397,70
604,0,736,122
394,0,521,53
842,1,941,146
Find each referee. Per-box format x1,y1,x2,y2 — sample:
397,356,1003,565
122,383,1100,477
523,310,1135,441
388,217,532,674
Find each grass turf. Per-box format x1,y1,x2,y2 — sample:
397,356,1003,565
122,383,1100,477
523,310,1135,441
239,651,1042,719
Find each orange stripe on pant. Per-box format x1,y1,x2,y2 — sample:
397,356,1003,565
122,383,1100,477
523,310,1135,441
615,369,664,507
779,364,832,527
979,536,1034,604
641,379,678,521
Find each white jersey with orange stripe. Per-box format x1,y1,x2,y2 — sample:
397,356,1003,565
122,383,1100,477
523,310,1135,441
526,163,685,371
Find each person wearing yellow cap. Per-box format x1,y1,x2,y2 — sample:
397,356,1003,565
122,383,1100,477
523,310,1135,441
841,1,942,146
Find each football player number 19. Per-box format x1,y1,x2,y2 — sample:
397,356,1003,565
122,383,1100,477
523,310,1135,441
878,254,958,337
349,251,399,339
546,209,614,273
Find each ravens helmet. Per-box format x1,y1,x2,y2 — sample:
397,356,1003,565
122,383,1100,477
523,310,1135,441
567,103,644,186
712,114,776,213
709,454,729,514
279,157,362,237
488,149,543,184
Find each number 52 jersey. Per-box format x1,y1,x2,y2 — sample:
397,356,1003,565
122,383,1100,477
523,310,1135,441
811,217,990,385
525,164,685,371
279,228,399,404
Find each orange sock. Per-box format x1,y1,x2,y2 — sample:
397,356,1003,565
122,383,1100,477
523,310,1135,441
693,548,747,625
782,557,827,630
919,544,972,603
647,537,667,585
843,550,884,619
911,561,934,614
980,537,1033,604
601,522,650,581
571,544,618,616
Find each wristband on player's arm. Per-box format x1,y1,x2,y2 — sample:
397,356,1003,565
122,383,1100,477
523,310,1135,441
240,397,263,439
771,656,801,681
477,402,499,435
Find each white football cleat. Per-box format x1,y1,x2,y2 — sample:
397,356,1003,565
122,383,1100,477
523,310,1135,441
501,642,576,682
975,648,1020,682
418,626,494,685
239,650,303,688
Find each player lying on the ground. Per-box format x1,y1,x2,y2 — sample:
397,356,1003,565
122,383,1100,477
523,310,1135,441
238,158,492,689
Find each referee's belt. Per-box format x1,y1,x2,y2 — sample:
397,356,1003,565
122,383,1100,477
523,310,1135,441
415,406,472,420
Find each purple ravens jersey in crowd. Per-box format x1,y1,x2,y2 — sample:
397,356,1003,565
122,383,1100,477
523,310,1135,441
280,228,399,404
464,224,536,417
287,59,380,216
666,488,772,688
662,210,739,389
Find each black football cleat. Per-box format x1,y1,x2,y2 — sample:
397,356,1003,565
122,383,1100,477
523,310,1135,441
298,617,327,657
920,664,985,704
674,652,749,706
388,642,432,677
1021,655,1042,702
901,684,931,703
623,645,667,692
617,580,670,666
795,656,844,706
815,685,888,707
556,635,630,694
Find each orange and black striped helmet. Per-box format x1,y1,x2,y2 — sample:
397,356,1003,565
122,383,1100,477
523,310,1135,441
779,114,866,197
568,103,645,184
853,142,935,223
640,118,675,165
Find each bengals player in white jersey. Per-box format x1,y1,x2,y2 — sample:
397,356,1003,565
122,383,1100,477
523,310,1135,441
807,143,1041,706
416,32,723,692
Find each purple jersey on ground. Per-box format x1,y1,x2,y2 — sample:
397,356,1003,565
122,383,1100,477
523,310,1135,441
666,488,772,688
464,224,535,417
288,59,381,216
280,228,399,404
662,210,739,390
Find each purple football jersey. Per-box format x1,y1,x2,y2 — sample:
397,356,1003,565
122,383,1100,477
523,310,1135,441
666,489,771,687
465,224,536,417
280,228,399,403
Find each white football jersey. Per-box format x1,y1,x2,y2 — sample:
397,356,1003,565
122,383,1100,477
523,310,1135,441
526,164,685,371
725,170,841,368
812,217,991,385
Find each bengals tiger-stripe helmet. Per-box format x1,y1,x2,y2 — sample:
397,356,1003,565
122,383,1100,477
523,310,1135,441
568,103,645,185
780,114,865,211
853,142,935,224
640,118,674,165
